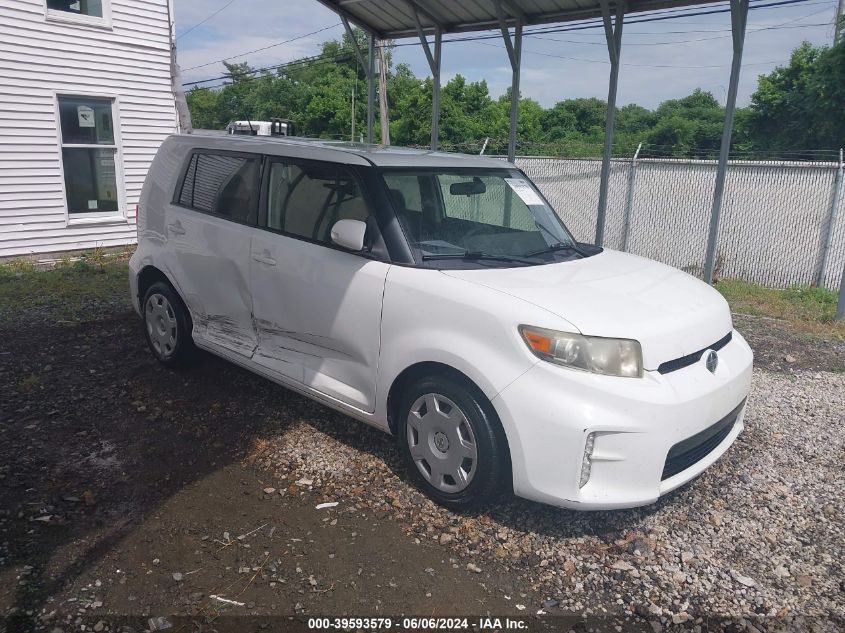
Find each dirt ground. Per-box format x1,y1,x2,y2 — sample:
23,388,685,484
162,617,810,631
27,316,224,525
1,312,555,633
0,263,842,633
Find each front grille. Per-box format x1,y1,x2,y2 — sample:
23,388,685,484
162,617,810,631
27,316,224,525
661,398,745,481
657,332,732,374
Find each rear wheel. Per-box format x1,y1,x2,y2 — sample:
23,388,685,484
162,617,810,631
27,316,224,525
142,281,195,366
397,374,509,510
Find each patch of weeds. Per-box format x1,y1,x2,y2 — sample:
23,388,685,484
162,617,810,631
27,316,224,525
1,257,37,275
0,255,131,325
72,259,93,274
716,279,844,340
81,245,108,271
56,253,76,269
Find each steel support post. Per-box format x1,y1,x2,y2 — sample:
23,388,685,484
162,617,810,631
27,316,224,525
837,264,845,320
703,0,748,284
817,149,844,286
507,22,522,163
431,28,442,150
341,17,369,142
411,6,442,150
494,0,522,163
367,34,375,144
595,0,624,246
621,142,642,252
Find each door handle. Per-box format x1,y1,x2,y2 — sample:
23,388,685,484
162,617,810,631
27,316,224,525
167,221,185,235
252,252,277,266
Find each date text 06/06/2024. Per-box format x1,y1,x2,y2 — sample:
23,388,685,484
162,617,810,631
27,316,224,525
306,617,529,630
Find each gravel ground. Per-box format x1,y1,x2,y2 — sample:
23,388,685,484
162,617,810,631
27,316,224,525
255,369,845,628
1,263,843,632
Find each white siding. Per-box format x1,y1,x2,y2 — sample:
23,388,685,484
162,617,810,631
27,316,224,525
0,0,176,257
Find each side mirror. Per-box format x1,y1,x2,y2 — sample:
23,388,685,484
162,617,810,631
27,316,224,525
330,219,367,252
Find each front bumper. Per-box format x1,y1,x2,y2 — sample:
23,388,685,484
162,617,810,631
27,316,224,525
492,329,753,510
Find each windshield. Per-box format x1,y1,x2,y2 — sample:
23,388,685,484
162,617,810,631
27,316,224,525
382,169,584,267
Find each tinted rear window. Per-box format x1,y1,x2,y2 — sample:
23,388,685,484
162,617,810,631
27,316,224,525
177,152,258,224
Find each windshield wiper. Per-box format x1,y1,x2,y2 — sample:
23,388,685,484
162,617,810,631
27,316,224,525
422,251,538,265
523,241,588,258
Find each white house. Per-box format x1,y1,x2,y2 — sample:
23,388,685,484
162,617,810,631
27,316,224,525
0,0,177,257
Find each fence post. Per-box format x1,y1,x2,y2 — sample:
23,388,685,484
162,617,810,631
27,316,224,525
621,142,642,252
817,148,844,287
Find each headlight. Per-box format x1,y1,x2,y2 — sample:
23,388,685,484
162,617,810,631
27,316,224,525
519,325,643,378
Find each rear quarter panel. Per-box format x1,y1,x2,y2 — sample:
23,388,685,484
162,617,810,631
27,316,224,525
130,137,193,301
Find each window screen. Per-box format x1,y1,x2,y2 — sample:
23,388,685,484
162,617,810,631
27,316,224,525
266,162,370,244
178,152,257,224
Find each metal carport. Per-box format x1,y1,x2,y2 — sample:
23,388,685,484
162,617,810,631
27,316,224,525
315,0,751,285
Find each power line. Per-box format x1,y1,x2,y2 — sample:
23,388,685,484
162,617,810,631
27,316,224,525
183,0,826,86
479,22,828,69
384,0,822,49
183,23,343,71
528,4,835,46
183,50,356,87
176,0,239,41
182,0,820,75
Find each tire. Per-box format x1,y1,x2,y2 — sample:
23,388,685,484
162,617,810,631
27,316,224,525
141,281,195,367
397,374,509,510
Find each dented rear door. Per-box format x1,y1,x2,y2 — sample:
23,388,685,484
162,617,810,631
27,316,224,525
166,150,260,357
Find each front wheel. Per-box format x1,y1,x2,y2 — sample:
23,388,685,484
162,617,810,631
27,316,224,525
397,374,509,510
142,281,195,367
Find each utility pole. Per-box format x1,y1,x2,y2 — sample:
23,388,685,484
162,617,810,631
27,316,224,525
377,40,390,145
836,0,844,44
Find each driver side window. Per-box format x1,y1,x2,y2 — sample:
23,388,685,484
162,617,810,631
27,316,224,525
266,161,370,244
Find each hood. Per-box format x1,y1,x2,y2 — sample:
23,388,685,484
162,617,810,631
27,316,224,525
441,249,732,370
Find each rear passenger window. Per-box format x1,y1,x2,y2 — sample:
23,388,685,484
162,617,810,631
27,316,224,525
177,152,258,224
266,161,370,244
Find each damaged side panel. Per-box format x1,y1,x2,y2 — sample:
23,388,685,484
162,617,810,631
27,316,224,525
164,210,258,358
250,229,390,413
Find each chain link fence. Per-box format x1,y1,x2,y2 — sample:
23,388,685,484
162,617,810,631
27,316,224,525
515,154,845,291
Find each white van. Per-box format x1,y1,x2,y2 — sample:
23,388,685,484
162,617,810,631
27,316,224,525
226,119,295,137
129,134,753,510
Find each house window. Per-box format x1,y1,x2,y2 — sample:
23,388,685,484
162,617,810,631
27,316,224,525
58,96,120,215
47,0,103,18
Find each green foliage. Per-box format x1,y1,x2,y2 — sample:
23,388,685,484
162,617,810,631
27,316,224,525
185,30,844,159
747,40,845,156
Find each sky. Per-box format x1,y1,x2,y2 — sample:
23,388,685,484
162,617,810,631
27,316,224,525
173,0,840,110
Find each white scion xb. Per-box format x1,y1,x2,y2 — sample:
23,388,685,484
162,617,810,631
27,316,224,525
129,134,753,510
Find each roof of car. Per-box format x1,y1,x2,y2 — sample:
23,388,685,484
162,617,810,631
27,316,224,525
175,131,513,169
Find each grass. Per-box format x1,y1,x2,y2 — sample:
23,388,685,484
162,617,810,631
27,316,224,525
0,254,132,324
716,279,844,340
0,250,841,342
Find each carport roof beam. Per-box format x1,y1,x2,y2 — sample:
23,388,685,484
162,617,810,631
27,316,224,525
314,0,735,39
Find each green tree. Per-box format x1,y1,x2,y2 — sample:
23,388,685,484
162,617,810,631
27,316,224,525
747,40,845,154
184,30,842,160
